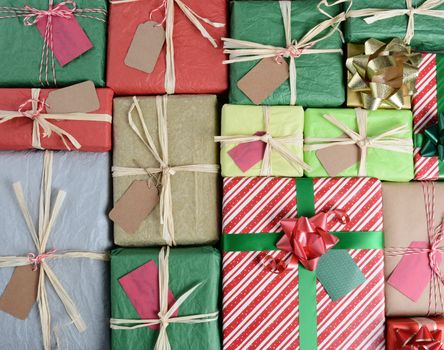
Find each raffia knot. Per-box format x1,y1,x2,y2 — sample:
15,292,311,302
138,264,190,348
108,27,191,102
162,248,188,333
23,1,77,26
158,313,169,328
18,97,46,120
357,137,372,148
27,249,56,271
259,133,272,143
161,165,176,176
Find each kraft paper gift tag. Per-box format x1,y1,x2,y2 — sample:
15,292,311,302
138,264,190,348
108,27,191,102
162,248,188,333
316,144,360,177
125,21,166,74
35,5,93,67
0,265,39,320
46,81,100,113
109,180,159,234
237,57,289,105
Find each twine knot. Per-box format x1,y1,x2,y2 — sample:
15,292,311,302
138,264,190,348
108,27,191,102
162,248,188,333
429,231,444,282
23,1,77,26
27,249,56,271
18,97,46,120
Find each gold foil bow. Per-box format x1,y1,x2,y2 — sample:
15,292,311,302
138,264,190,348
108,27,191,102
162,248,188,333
346,38,423,110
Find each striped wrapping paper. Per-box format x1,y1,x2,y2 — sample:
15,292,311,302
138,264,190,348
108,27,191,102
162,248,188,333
413,53,444,180
222,177,385,350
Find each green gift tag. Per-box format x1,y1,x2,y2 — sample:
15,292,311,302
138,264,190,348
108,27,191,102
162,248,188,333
317,250,366,301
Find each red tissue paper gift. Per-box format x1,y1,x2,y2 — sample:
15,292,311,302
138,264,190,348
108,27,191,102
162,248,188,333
107,0,228,95
0,81,113,152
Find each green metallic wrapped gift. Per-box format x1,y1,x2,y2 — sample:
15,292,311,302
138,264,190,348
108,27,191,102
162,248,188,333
345,0,444,52
304,108,414,182
111,247,221,350
0,0,107,87
216,104,307,177
226,0,345,107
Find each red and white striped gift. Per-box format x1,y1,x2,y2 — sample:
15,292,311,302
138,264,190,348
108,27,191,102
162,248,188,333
222,177,385,350
413,53,442,180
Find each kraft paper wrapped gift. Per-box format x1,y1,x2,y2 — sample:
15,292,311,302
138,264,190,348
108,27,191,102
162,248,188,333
413,53,444,180
345,0,444,52
218,104,305,177
222,177,385,349
383,182,444,317
0,151,111,349
386,318,444,349
0,0,107,87
107,0,227,95
0,83,113,151
110,247,221,350
304,108,414,182
227,0,345,107
112,95,220,247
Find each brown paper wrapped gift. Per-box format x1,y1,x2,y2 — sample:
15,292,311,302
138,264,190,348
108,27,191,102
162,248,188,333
112,95,220,246
346,39,422,110
383,182,444,316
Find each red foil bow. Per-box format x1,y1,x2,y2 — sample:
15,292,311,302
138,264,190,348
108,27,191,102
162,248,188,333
275,209,349,271
396,326,444,350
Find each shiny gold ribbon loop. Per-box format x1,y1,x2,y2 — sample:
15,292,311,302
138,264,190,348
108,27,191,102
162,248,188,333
347,38,423,110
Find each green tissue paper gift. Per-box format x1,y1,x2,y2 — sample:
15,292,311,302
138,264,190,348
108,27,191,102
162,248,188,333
226,0,345,107
0,0,107,87
110,247,221,350
345,0,444,52
304,108,414,182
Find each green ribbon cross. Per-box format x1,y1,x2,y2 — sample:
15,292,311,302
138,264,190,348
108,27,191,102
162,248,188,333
222,178,384,349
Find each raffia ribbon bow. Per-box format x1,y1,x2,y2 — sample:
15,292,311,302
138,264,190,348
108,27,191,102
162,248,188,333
110,246,219,350
223,0,345,106
347,38,423,110
112,96,219,246
109,0,224,94
214,105,310,176
0,0,106,86
304,108,413,176
347,0,444,45
0,88,112,150
0,151,108,350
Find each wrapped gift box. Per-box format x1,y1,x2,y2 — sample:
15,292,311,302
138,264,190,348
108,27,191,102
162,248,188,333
0,0,107,87
228,0,344,107
219,104,305,177
222,177,385,350
0,86,113,151
111,246,221,350
383,182,444,316
345,0,444,52
113,95,220,246
304,108,414,182
0,151,111,349
413,53,444,180
107,0,227,95
386,318,444,349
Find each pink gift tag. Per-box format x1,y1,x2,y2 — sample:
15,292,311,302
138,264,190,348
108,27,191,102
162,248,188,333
387,241,441,302
228,131,266,172
35,5,93,67
119,260,177,330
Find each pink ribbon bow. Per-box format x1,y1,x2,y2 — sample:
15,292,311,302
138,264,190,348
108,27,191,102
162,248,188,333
274,209,349,272
23,1,76,26
27,249,57,271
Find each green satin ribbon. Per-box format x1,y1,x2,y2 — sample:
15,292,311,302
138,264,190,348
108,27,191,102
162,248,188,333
417,113,444,161
222,178,384,349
